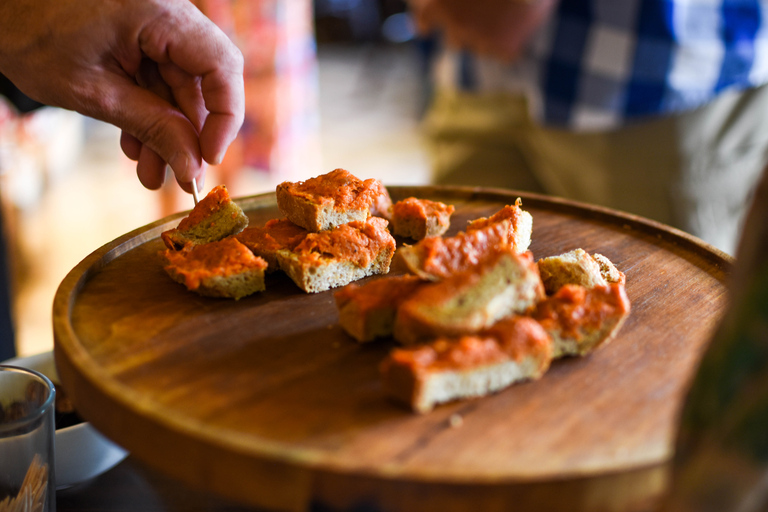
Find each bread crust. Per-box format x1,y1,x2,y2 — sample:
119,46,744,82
592,253,626,285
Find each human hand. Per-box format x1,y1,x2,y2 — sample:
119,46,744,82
0,0,244,193
409,0,560,62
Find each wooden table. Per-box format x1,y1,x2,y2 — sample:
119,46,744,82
52,187,731,512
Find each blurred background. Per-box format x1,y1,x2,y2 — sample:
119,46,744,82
0,0,431,357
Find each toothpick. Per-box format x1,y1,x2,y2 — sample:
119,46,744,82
191,181,200,206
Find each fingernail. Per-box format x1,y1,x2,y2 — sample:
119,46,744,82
169,152,190,179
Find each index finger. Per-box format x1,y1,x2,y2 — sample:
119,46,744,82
138,1,245,166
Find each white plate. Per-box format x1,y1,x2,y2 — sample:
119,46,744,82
1,351,129,489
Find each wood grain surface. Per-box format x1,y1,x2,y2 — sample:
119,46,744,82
53,186,731,512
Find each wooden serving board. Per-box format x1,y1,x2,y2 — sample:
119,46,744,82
53,186,731,512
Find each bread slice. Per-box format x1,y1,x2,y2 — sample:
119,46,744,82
275,169,389,232
533,283,631,357
161,237,268,299
235,218,308,271
592,253,626,286
381,317,552,413
276,217,396,293
466,199,533,253
537,249,625,295
393,249,545,345
396,220,511,281
334,274,425,342
390,197,455,240
161,185,249,250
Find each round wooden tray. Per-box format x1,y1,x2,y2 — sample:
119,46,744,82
53,186,731,511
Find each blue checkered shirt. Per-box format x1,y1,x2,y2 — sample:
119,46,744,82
431,0,768,130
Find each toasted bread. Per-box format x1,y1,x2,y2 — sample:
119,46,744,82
466,199,533,253
161,185,249,250
275,169,389,232
393,249,545,345
396,220,511,281
381,317,552,413
334,274,425,342
534,283,631,356
277,217,396,293
390,197,455,240
161,237,268,300
537,249,625,295
235,218,308,271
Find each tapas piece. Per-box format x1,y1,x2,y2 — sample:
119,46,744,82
276,168,390,232
466,199,533,253
162,237,268,300
381,317,553,413
389,197,455,240
277,217,396,293
161,185,248,250
537,248,625,295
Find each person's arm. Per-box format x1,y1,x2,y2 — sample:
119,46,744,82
0,0,244,194
408,0,560,62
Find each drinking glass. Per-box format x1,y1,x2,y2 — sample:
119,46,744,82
0,365,56,512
